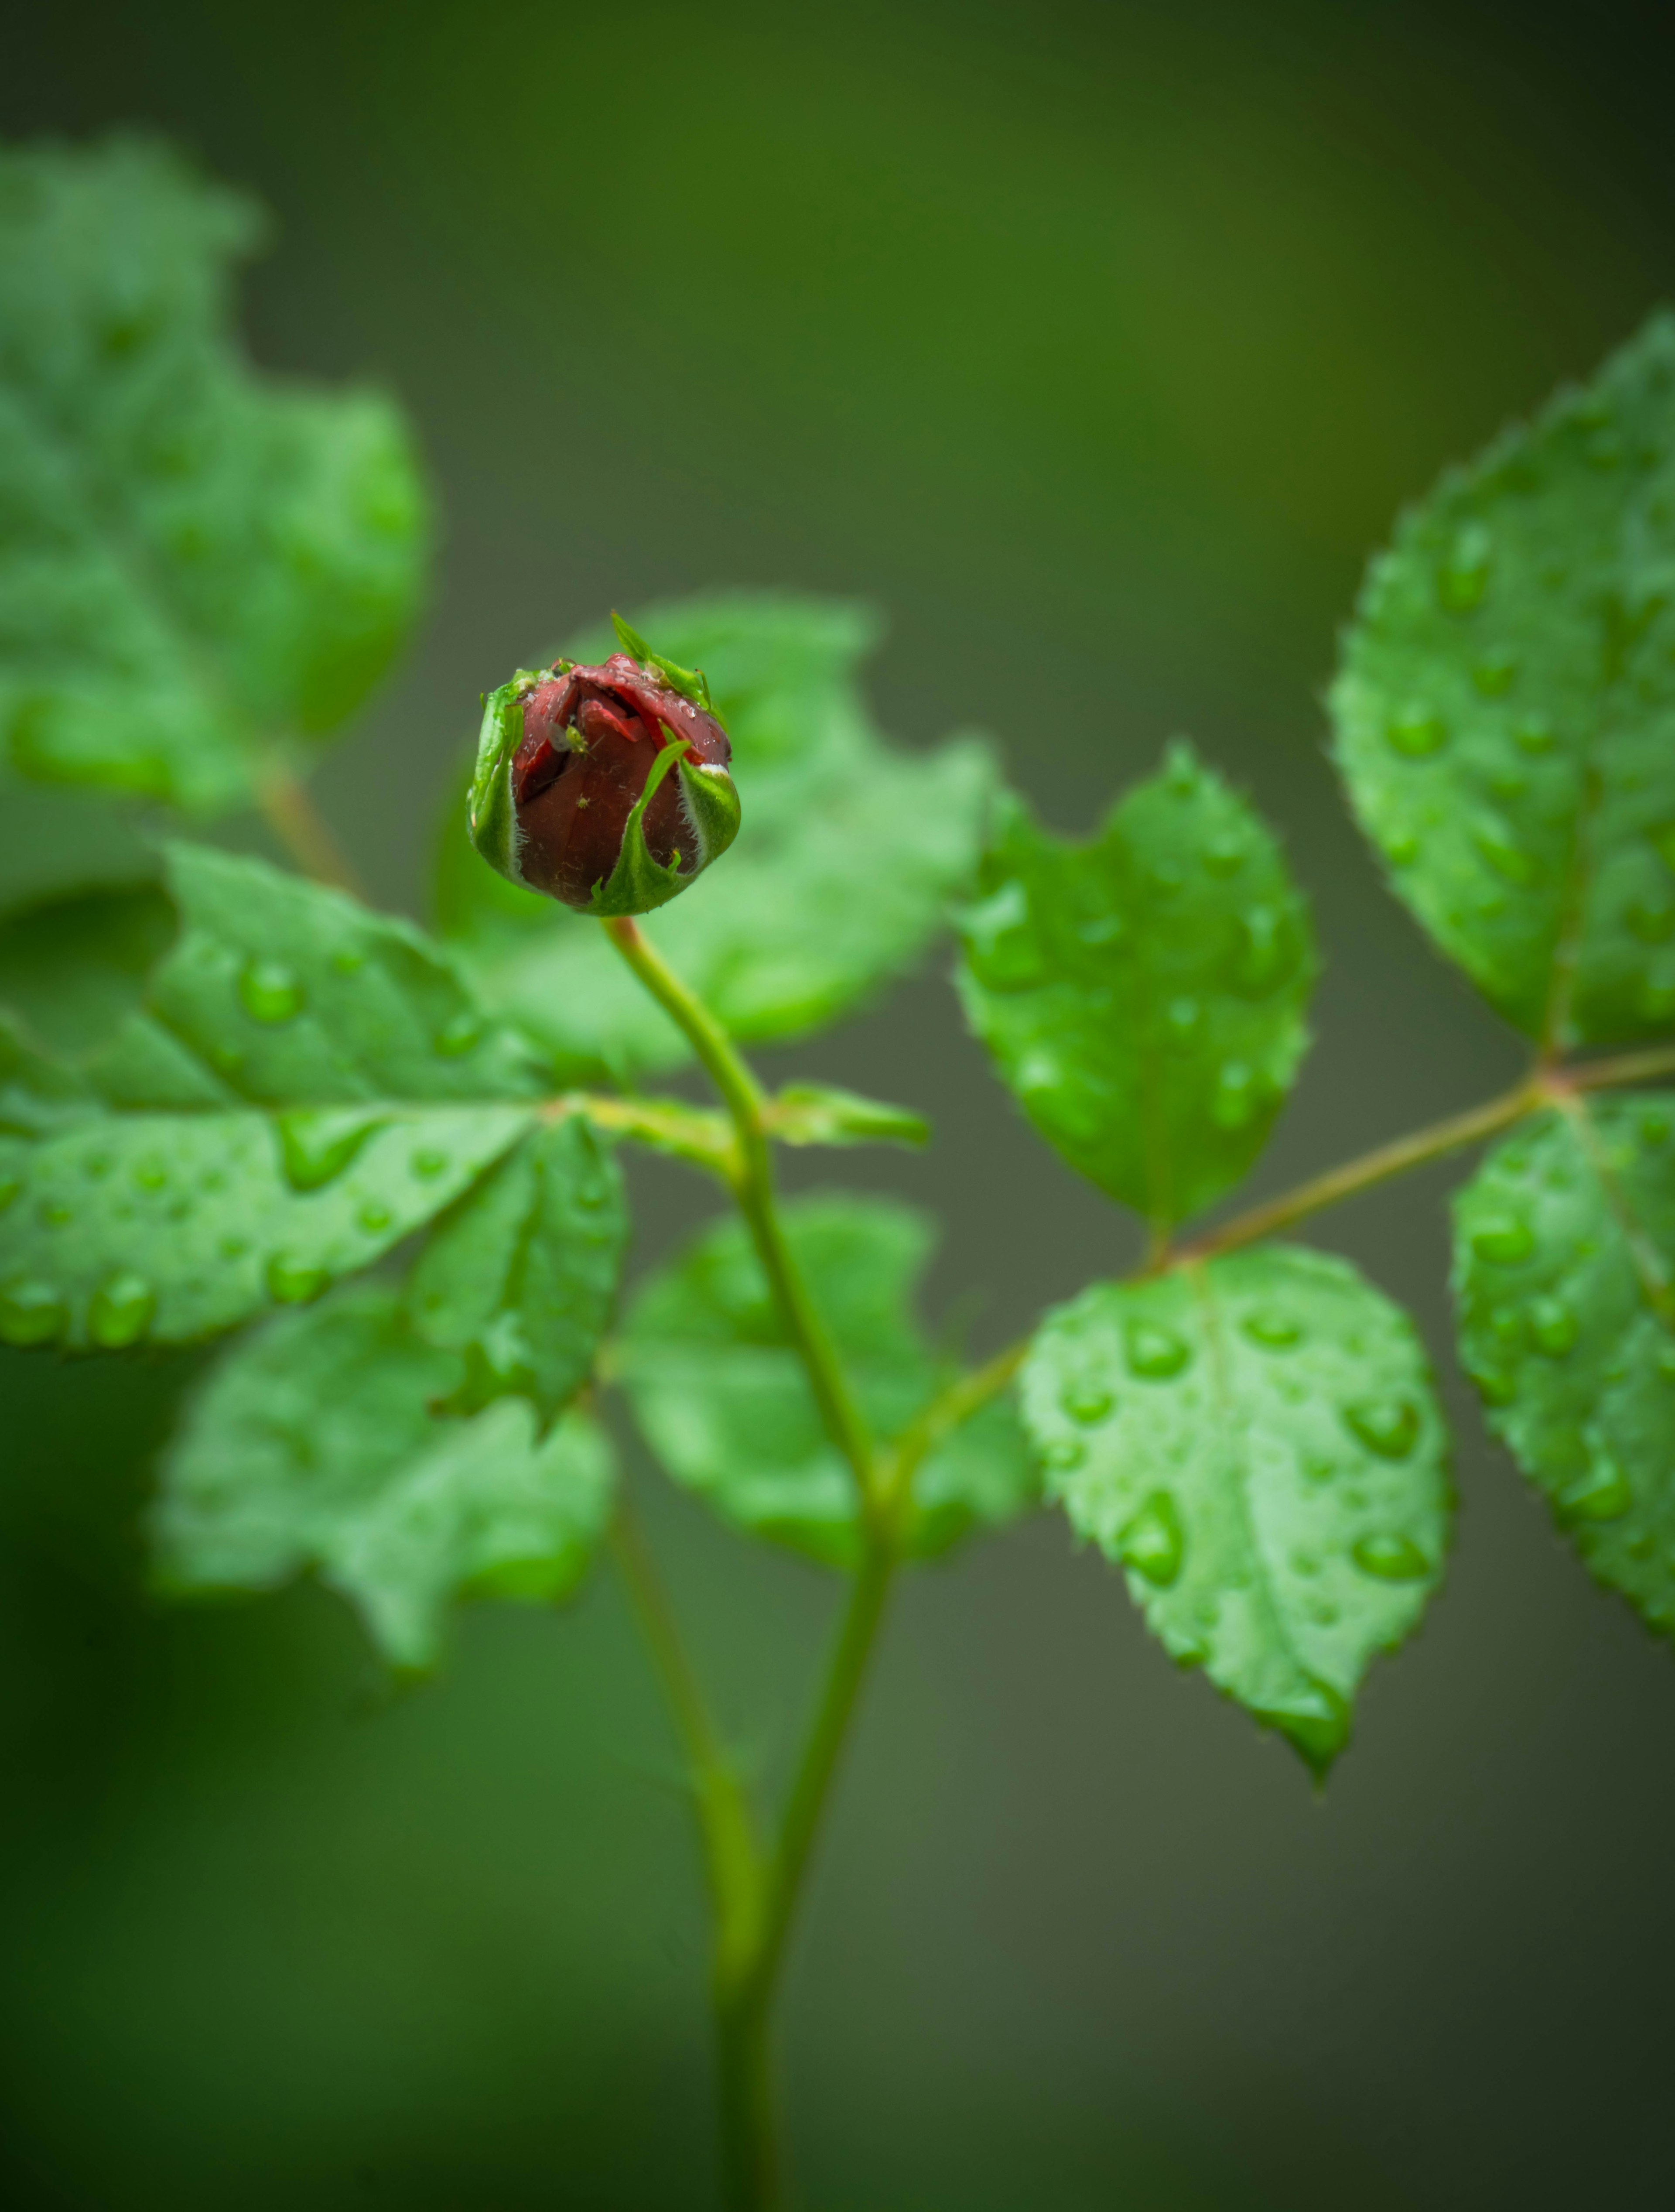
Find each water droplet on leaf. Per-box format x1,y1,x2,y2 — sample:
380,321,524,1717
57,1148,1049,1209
0,1278,66,1345
1559,1452,1631,1522
434,1012,483,1058
1352,1532,1430,1581
266,1253,331,1305
1527,1296,1578,1356
1471,1215,1534,1264
1060,1381,1113,1425
1437,524,1492,612
411,1148,450,1181
1387,705,1447,758
1343,1398,1420,1459
1119,1492,1183,1586
1125,1320,1191,1380
88,1271,156,1348
238,959,305,1025
1473,821,1541,887
277,1108,386,1192
1471,651,1517,696
1241,1308,1301,1349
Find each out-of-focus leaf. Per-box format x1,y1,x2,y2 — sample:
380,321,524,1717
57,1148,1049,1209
956,743,1315,1230
154,1284,615,1671
406,1116,628,1427
1023,1245,1451,1773
1333,311,1675,1044
1454,1092,1675,1637
618,1193,1037,1568
0,844,544,1349
436,594,995,1079
0,136,429,812
0,881,176,1057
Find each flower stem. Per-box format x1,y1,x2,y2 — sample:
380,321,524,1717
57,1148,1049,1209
602,917,879,1510
601,915,906,2209
256,760,368,898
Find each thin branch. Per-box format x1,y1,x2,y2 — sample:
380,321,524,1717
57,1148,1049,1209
256,761,368,898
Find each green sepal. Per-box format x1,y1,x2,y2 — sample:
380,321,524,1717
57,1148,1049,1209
611,611,720,717
465,671,545,887
583,742,741,919
769,1083,931,1149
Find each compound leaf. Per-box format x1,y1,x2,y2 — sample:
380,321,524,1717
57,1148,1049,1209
154,1283,615,1671
0,843,545,1349
1023,1246,1451,1773
618,1193,1037,1568
0,136,429,812
1333,311,1675,1045
956,743,1315,1229
1454,1092,1675,1636
437,594,995,1079
406,1115,628,1427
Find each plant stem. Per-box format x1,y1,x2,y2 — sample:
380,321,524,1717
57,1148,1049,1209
602,914,908,2208
602,917,879,1509
608,1493,760,1955
256,760,368,897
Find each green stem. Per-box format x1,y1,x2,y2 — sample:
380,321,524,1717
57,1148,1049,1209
255,759,367,898
602,917,879,1508
608,1493,760,1959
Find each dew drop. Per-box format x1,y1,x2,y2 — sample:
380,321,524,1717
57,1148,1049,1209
88,1271,156,1349
1352,1531,1430,1581
434,1011,484,1058
83,1153,113,1182
266,1253,331,1305
1473,821,1541,887
0,1278,66,1345
133,1155,169,1192
277,1108,386,1193
1437,524,1492,612
1527,1296,1578,1357
1343,1398,1420,1459
1512,717,1555,756
1628,891,1675,944
1309,1600,1340,1626
0,1176,19,1213
1386,830,1419,866
1472,1365,1517,1407
1060,1381,1114,1425
358,1198,393,1234
1164,996,1202,1047
1471,651,1518,697
1241,1308,1301,1349
411,1148,451,1181
1211,1061,1260,1130
238,958,306,1025
1125,1319,1192,1380
1262,1681,1349,1775
1041,1438,1085,1472
1471,1215,1534,1264
1559,1452,1631,1523
1234,906,1288,993
961,881,1044,989
1387,705,1447,758
218,1234,250,1260
1202,829,1244,877
1118,1492,1184,1586
1289,1548,1321,1579
1162,738,1200,795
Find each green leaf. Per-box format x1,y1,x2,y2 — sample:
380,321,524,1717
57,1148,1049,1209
406,1116,628,1426
618,1193,1038,1568
767,1082,931,1150
1023,1246,1451,1773
437,593,995,1079
0,844,546,1349
956,743,1316,1229
0,136,429,812
1333,312,1675,1044
0,759,160,915
0,881,176,1057
154,1284,615,1671
1453,1092,1675,1636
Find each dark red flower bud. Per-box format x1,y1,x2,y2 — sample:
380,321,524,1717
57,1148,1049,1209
468,627,741,917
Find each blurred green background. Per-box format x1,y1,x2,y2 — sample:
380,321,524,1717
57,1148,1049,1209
6,1,1675,2203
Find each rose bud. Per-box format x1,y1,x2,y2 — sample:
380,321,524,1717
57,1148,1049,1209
468,613,741,916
